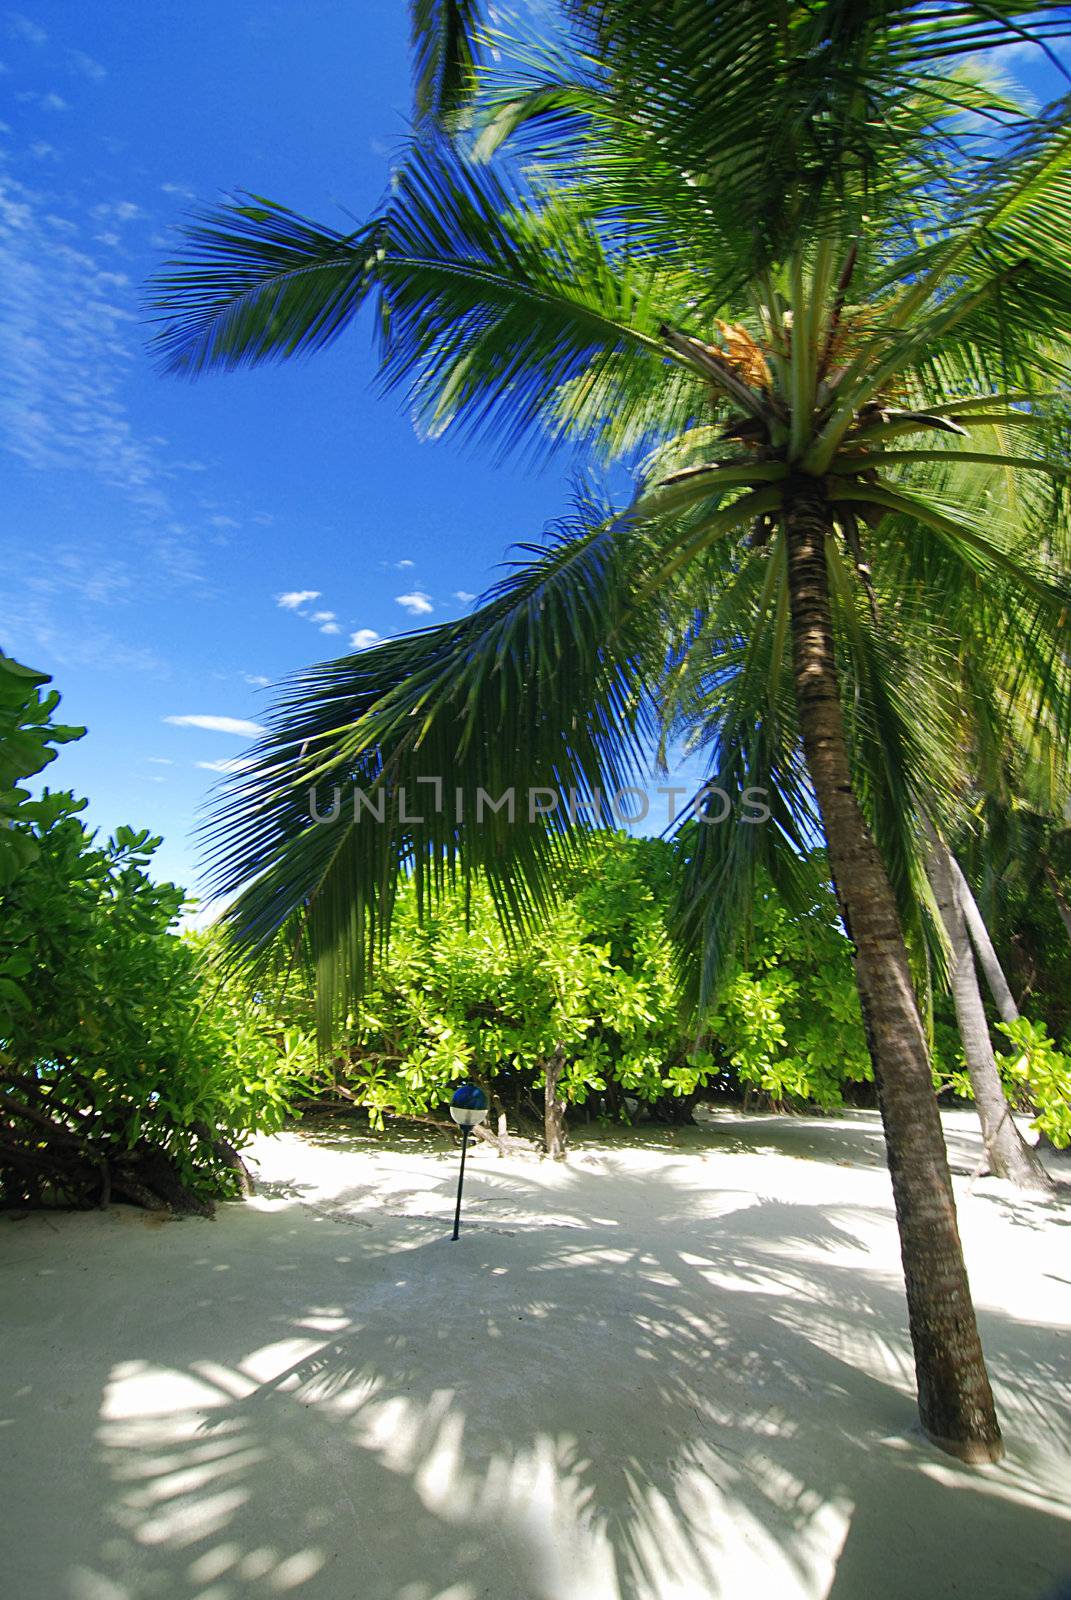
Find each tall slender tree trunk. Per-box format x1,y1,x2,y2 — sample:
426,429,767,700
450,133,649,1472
926,836,1053,1191
946,853,1020,1024
544,1044,567,1161
783,478,1002,1463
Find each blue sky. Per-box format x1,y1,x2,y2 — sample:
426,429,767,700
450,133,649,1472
1,7,1067,906
0,2,576,900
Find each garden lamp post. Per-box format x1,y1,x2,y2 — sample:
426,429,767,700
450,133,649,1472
449,1083,488,1240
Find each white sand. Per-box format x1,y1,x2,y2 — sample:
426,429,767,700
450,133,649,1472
2,1109,1070,1600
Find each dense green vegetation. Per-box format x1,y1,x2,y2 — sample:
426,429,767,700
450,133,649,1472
320,833,869,1126
0,662,313,1212
5,663,1068,1218
296,829,1071,1148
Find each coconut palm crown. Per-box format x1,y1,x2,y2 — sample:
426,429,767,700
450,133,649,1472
149,2,1071,1462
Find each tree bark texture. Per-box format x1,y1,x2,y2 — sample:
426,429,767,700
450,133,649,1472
946,852,1020,1024
926,839,1052,1191
544,1044,567,1161
783,477,1002,1462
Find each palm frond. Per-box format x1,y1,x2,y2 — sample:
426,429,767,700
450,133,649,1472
148,199,385,375
829,477,1071,617
411,0,485,122
204,492,672,1028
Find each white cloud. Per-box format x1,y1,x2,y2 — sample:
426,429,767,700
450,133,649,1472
320,621,341,635
0,169,200,532
396,558,414,569
309,609,335,623
196,756,254,774
209,513,239,529
160,181,195,199
146,757,173,765
0,572,167,672
68,49,106,81
92,199,139,222
455,590,475,603
396,590,433,615
39,91,67,112
277,589,320,609
164,714,264,737
8,15,47,46
243,673,270,687
351,628,380,651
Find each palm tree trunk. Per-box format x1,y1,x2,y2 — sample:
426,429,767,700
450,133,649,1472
946,853,1020,1024
783,477,1002,1463
926,836,1053,1191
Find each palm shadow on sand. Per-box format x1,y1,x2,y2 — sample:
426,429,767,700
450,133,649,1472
3,1132,1070,1600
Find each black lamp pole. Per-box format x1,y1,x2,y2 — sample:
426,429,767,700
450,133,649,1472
448,1084,487,1241
452,1126,470,1241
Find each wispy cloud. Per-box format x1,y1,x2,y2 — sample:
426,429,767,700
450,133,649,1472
68,48,105,81
0,118,241,597
395,558,414,569
277,589,320,610
0,585,166,671
396,590,433,616
0,170,172,517
8,14,47,46
243,673,271,687
146,757,173,765
455,590,475,603
164,714,264,737
351,629,380,650
0,35,257,663
196,756,254,774
91,198,139,223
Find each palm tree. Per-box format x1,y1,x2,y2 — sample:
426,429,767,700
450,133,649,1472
928,689,1063,1189
149,4,1071,1461
925,828,1052,1188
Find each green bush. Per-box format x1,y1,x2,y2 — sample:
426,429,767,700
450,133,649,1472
0,657,315,1210
314,835,890,1128
707,881,873,1107
996,1016,1071,1149
342,833,699,1126
0,788,316,1209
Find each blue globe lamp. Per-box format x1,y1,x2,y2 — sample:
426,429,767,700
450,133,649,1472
449,1083,488,1239
450,1082,489,1128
